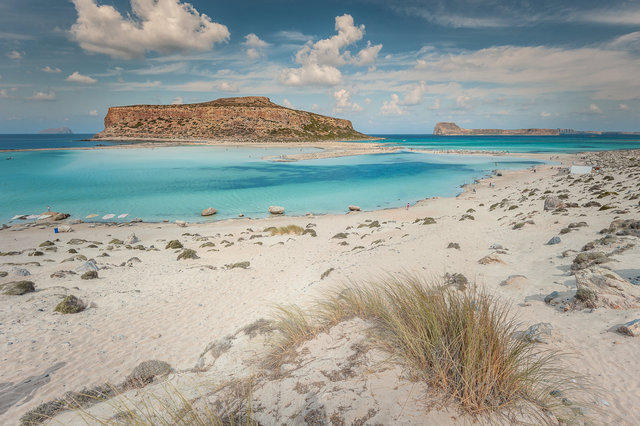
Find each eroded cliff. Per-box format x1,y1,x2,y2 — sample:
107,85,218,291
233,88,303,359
93,96,370,141
434,122,559,136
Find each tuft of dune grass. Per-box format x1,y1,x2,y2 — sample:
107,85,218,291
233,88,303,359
268,225,304,236
266,275,591,422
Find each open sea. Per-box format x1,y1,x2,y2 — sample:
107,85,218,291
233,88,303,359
0,133,638,223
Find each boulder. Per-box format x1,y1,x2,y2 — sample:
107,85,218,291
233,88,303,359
544,196,564,211
54,295,85,314
604,219,640,238
2,280,35,295
81,270,98,280
269,206,285,215
201,207,217,216
124,233,138,245
618,319,640,337
573,267,640,309
547,236,561,245
348,205,361,211
126,360,173,387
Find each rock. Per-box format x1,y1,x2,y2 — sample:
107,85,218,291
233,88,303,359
478,253,505,265
332,232,348,239
348,205,361,211
571,252,610,272
443,273,468,290
68,238,87,245
618,319,640,337
519,323,553,343
177,249,198,260
489,243,504,250
165,240,183,249
127,257,141,264
447,242,460,250
124,233,138,245
302,228,317,237
81,270,98,280
574,267,640,309
54,295,85,314
75,260,98,273
109,239,124,245
39,241,55,247
544,196,564,211
201,207,217,216
547,236,561,245
0,271,7,277
500,275,528,286
126,360,173,387
52,213,70,221
50,270,76,279
238,213,244,217
2,280,35,295
544,291,559,304
9,267,31,277
604,219,640,237
583,201,602,208
269,206,285,215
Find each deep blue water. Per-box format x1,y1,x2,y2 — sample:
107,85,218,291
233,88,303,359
369,134,640,153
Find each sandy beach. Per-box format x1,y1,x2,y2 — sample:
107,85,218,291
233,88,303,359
1,148,639,425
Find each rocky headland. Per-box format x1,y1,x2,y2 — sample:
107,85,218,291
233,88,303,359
434,122,559,136
93,96,371,142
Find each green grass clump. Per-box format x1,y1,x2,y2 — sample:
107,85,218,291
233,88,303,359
165,240,183,249
267,275,581,420
227,261,250,269
54,295,85,314
177,249,198,260
268,225,304,235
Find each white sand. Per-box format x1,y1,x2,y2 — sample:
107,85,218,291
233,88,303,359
1,150,639,424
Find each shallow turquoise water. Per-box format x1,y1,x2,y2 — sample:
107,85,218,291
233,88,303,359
0,146,542,223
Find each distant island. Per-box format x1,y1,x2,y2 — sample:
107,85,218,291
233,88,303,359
93,96,371,142
39,127,73,134
434,122,640,136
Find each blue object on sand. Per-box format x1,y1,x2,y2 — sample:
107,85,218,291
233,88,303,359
54,228,59,233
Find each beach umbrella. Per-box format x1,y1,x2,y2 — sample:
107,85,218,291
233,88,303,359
117,213,129,219
85,214,98,219
102,213,115,220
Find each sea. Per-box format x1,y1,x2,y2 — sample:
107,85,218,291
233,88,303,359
1,133,638,224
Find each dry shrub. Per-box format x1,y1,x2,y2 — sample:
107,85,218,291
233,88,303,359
268,225,304,236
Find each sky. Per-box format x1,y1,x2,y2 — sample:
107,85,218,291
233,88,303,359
1,0,639,134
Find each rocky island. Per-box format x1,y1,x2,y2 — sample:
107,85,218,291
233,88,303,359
93,96,370,142
434,122,559,136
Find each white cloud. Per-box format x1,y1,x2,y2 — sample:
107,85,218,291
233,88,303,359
589,103,602,114
89,109,98,116
171,96,184,105
132,63,187,75
333,88,362,112
380,94,403,116
279,14,381,86
353,41,383,65
540,111,551,117
28,91,56,101
456,95,471,109
619,104,629,110
430,98,441,110
7,50,23,60
70,0,230,59
244,33,268,59
42,66,62,73
66,71,97,84
219,81,237,92
401,81,427,105
282,98,294,108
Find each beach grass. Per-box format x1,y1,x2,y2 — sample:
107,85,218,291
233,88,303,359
266,274,586,422
267,224,304,236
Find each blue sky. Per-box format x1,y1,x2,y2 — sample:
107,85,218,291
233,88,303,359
1,0,639,133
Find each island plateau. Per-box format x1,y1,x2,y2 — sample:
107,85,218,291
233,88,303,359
93,96,370,142
433,122,559,136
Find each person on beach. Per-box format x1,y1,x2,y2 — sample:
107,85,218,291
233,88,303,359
406,203,410,210
47,205,50,212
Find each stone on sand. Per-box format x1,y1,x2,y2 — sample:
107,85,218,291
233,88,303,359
500,275,529,286
126,360,173,387
478,253,505,265
518,322,553,344
544,196,564,211
348,205,361,211
574,267,640,309
269,206,285,215
81,270,98,280
618,319,640,337
201,207,217,216
124,233,139,245
54,295,85,314
547,236,561,245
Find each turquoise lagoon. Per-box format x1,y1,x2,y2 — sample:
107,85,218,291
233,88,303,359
0,144,542,223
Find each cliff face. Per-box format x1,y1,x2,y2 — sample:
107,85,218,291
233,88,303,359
434,122,559,136
93,96,370,141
